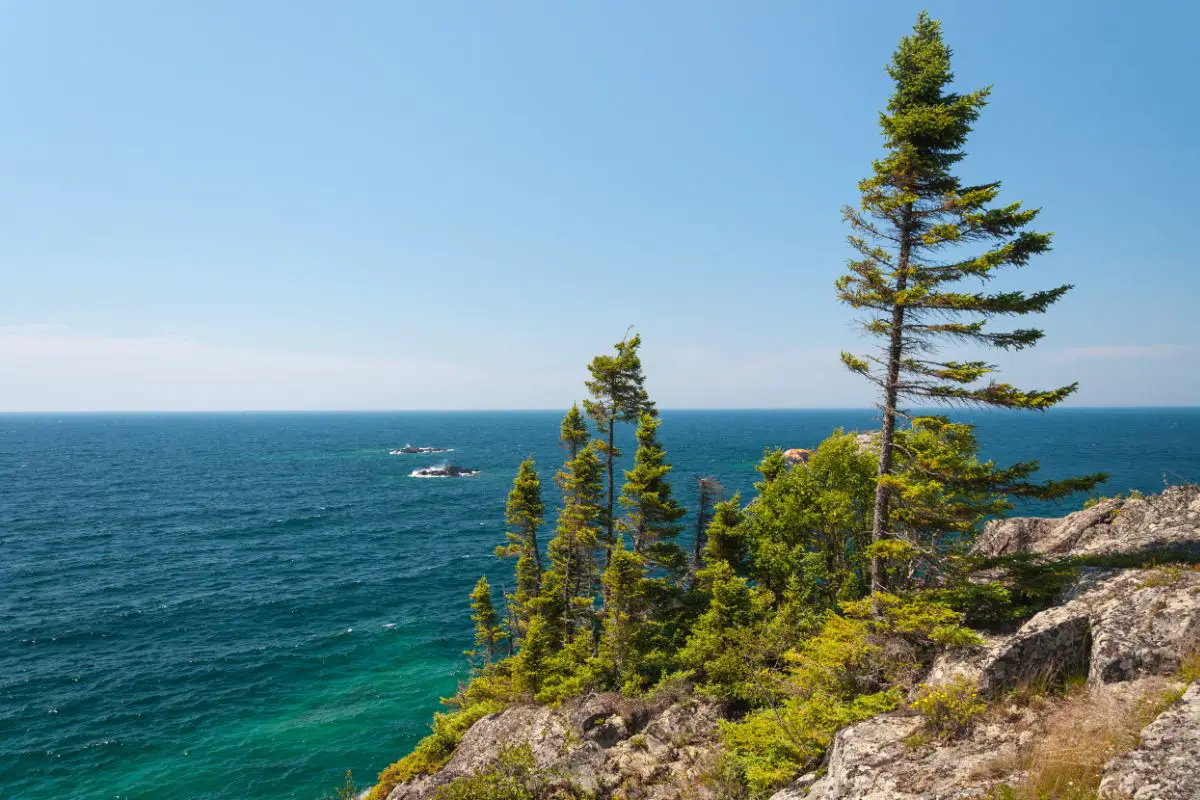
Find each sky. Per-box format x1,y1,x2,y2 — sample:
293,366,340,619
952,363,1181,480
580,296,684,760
2,1,1197,411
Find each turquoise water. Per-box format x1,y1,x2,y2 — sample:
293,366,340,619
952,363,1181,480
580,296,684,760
3,409,1199,800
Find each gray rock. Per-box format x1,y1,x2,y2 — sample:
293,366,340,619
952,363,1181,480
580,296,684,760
1099,680,1200,800
974,485,1200,559
971,568,1200,697
385,694,724,800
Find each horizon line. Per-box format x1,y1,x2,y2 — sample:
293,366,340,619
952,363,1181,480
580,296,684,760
2,405,1198,414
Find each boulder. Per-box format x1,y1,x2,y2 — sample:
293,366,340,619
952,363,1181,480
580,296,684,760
974,485,1200,559
386,694,724,800
1099,680,1200,800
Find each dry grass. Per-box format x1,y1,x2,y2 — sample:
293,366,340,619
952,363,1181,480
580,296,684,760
991,677,1182,800
1178,648,1200,684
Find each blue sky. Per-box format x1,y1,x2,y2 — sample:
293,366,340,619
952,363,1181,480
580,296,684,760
2,1,1196,410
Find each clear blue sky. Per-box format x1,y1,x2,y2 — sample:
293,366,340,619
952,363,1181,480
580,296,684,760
2,1,1196,410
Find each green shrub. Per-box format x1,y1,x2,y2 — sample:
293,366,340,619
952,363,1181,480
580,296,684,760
910,675,986,737
720,688,900,794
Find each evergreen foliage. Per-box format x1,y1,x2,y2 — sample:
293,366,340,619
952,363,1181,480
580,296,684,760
583,333,654,564
466,576,506,670
620,411,687,572
496,458,545,633
541,443,604,642
596,539,649,692
559,404,590,460
835,12,1082,597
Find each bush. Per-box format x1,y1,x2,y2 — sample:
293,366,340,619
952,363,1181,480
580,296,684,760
910,675,986,737
720,687,900,795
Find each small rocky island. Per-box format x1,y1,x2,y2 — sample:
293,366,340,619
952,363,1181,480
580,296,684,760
410,465,478,478
391,444,452,455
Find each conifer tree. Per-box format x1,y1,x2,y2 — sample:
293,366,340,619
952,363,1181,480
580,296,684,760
495,458,545,632
620,412,687,571
559,403,590,460
597,539,647,690
511,615,553,697
700,495,747,579
837,13,1078,598
542,443,604,640
584,333,654,565
466,576,506,669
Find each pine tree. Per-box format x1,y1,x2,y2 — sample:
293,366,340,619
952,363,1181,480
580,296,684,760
584,332,654,566
559,403,590,460
882,416,1104,585
620,411,687,572
511,614,553,697
466,576,506,669
495,458,545,632
542,443,604,641
700,495,747,579
596,539,647,690
836,13,1077,599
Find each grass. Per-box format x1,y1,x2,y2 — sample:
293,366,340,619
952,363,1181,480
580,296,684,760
988,670,1190,800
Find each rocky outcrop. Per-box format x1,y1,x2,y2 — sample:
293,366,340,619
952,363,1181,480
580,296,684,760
1099,680,1200,800
771,488,1200,800
386,693,724,800
781,564,1200,800
974,485,1200,559
935,567,1200,697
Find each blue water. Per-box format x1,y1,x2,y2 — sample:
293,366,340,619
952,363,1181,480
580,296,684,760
3,409,1199,800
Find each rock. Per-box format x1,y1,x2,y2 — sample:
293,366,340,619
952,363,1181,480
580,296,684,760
974,485,1200,559
793,709,1027,800
969,568,1200,697
1099,680,1200,800
777,561,1200,800
784,448,811,465
385,694,724,800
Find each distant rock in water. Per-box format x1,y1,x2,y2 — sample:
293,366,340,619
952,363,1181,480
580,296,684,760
783,432,877,465
410,465,478,478
783,448,811,465
390,444,452,455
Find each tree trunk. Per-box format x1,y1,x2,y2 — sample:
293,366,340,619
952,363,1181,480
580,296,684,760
605,414,615,565
871,206,913,615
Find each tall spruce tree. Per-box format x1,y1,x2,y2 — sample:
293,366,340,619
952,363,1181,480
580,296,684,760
596,539,648,690
495,458,545,632
619,411,686,572
542,443,605,641
466,576,506,669
837,13,1077,598
559,404,590,460
584,333,654,565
